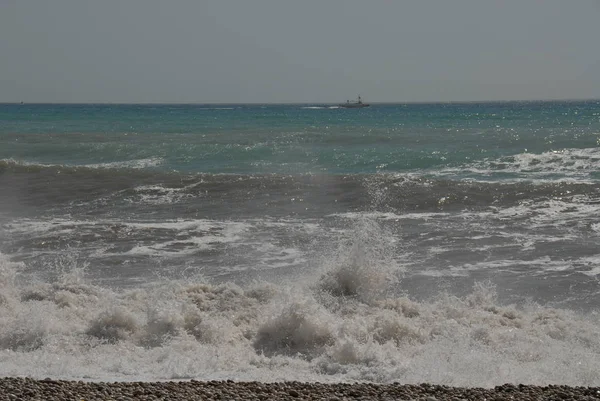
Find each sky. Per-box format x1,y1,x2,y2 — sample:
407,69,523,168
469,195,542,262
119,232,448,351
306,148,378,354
0,0,599,103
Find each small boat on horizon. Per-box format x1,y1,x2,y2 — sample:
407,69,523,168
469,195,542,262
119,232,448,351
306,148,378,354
339,95,370,108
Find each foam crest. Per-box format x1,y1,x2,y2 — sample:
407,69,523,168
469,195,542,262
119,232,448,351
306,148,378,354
457,147,600,182
82,158,165,170
0,157,164,171
86,309,139,343
129,184,193,205
1,248,600,385
254,300,335,357
0,252,21,292
315,218,400,303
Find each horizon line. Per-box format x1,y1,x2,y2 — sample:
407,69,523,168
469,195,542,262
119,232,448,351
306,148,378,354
1,97,599,106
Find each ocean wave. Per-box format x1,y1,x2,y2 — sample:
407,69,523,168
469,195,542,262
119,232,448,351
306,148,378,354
437,147,600,183
196,107,236,110
0,157,164,171
3,160,600,218
83,158,165,169
1,249,600,385
1,215,316,276
298,106,340,110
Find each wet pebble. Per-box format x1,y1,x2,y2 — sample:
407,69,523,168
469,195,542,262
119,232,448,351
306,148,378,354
0,377,599,400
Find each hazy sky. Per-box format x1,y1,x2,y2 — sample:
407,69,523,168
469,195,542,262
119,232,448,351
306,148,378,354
1,0,599,103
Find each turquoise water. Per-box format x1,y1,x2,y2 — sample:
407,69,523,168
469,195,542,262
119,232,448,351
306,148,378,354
2,101,599,176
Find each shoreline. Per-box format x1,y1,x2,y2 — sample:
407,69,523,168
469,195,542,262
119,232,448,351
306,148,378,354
1,378,599,400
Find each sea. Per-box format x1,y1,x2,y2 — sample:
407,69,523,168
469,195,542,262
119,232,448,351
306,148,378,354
1,101,600,386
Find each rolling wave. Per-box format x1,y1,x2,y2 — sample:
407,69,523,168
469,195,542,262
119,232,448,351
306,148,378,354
1,249,599,385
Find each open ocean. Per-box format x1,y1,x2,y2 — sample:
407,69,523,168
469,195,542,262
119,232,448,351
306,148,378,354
1,101,600,386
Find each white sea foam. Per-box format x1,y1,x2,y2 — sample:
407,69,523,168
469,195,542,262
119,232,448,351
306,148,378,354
84,157,165,170
328,211,451,221
436,147,600,182
127,184,194,205
300,105,341,109
1,246,600,386
2,212,600,384
1,216,318,277
0,158,55,168
574,255,600,277
0,157,165,170
197,107,235,110
120,223,246,257
322,204,600,284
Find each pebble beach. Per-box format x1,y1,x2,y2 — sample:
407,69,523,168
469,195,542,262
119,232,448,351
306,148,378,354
1,378,600,401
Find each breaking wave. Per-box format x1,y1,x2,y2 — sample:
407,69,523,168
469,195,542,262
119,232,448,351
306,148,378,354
1,219,600,386
437,147,600,182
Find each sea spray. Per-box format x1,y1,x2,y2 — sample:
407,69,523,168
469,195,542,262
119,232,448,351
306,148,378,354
1,245,600,384
314,218,401,304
